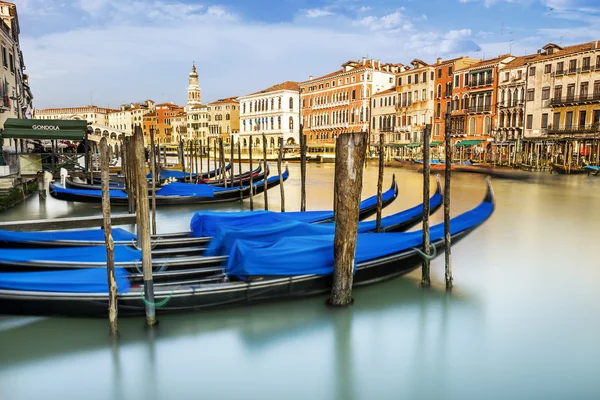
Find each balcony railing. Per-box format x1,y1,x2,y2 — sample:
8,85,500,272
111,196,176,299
310,122,349,130
312,100,350,110
397,102,412,109
550,93,600,106
466,78,493,88
547,124,600,134
467,105,492,114
498,101,524,108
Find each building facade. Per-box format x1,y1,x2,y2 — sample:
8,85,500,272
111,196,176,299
0,1,33,131
396,59,436,143
33,105,115,126
450,55,515,145
299,58,399,144
496,56,532,142
154,102,184,143
207,97,239,145
525,41,600,138
237,81,300,149
432,56,479,140
371,88,399,144
108,99,155,134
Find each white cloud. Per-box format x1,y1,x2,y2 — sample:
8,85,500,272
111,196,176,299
20,1,487,108
305,8,334,18
358,6,372,12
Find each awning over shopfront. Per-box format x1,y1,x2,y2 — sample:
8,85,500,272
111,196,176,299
455,139,484,148
1,119,88,140
406,142,421,148
430,141,442,147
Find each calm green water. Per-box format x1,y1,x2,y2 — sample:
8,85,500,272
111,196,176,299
0,163,599,400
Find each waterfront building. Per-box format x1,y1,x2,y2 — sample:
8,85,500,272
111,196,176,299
524,41,600,138
142,112,157,140
496,55,533,142
371,87,400,144
108,100,155,134
33,105,115,126
237,81,300,149
170,111,187,142
207,97,239,145
155,102,184,143
299,58,399,145
184,64,209,143
432,56,479,140
0,1,33,129
395,59,436,144
450,54,515,146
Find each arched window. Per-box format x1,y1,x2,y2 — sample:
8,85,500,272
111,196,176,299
278,97,282,109
243,103,246,113
436,84,442,98
436,103,441,118
278,116,281,129
352,90,356,100
379,116,383,129
469,117,476,135
226,113,230,121
484,116,491,135
289,97,294,109
270,117,274,130
499,112,504,128
289,117,294,130
270,98,274,109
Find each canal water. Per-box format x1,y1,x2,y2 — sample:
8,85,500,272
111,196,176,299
0,162,598,400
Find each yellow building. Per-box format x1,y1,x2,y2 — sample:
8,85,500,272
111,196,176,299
207,97,239,145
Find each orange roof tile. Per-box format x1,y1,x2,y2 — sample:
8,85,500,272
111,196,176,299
247,81,300,96
372,88,397,97
209,96,239,105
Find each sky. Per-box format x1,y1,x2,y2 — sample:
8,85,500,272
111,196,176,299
14,0,600,109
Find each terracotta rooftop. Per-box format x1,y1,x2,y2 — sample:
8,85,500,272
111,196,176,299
300,58,399,84
209,96,239,104
526,40,600,63
435,56,479,67
504,54,538,69
456,54,515,72
372,87,397,97
247,81,300,96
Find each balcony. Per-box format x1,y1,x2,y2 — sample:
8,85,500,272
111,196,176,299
550,93,600,106
547,124,600,135
396,102,412,110
310,122,349,130
466,78,493,88
466,105,492,114
553,69,565,77
312,100,350,110
498,101,524,109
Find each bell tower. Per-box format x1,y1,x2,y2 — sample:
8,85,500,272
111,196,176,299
187,63,201,107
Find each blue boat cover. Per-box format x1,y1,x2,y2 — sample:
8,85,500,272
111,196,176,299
0,268,131,293
225,199,494,278
189,177,393,238
0,228,136,243
584,165,599,171
147,164,231,180
52,184,129,198
0,245,141,264
204,191,442,256
155,182,233,198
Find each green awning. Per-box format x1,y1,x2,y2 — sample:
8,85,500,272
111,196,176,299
407,142,421,148
1,118,88,140
455,140,484,148
430,141,442,147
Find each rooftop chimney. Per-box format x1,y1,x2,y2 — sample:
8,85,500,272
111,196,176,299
309,75,313,81
437,57,442,64
362,57,366,65
377,60,381,69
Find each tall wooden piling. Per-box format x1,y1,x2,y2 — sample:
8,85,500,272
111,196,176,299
328,132,368,307
213,138,218,174
421,124,432,286
300,126,307,212
219,138,226,185
278,137,285,212
99,137,118,336
132,127,156,326
125,137,136,215
262,134,269,211
443,114,453,290
376,133,385,232
230,139,235,188
249,138,254,210
149,128,157,235
179,139,185,180
237,142,243,201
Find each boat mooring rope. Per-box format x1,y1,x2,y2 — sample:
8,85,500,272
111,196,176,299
412,243,437,260
138,285,182,308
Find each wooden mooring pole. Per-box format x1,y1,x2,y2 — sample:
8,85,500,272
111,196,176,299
278,137,285,212
237,141,243,201
328,132,368,307
132,126,156,326
149,128,157,235
230,139,235,187
262,134,269,211
219,138,226,186
443,114,453,290
376,133,385,232
421,124,432,286
300,126,307,212
213,138,218,174
125,136,136,215
99,137,118,336
249,138,254,211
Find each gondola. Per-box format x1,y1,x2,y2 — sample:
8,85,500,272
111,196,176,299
148,163,232,182
0,177,442,271
394,158,531,180
584,165,600,176
550,162,588,175
0,178,495,317
0,176,402,249
49,166,289,206
69,164,265,191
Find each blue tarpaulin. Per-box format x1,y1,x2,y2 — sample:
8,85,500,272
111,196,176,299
225,199,494,278
51,184,129,198
0,228,136,244
147,164,231,180
204,191,442,256
0,268,131,293
0,245,141,264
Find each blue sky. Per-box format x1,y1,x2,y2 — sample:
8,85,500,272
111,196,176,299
15,0,600,109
